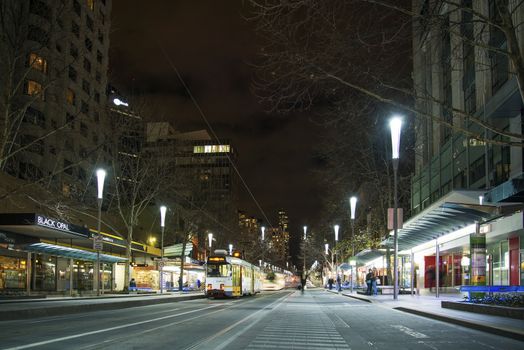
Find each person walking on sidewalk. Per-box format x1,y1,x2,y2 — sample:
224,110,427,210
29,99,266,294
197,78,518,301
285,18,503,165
371,268,378,295
365,269,373,295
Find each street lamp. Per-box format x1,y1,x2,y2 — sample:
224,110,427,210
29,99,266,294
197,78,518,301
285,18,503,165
229,243,233,256
333,224,340,290
303,225,307,289
208,232,213,248
159,205,167,294
261,226,266,241
95,169,106,296
350,196,357,293
390,116,402,300
325,243,329,255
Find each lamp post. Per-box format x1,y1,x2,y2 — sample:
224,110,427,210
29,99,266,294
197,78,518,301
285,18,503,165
390,116,402,300
95,169,106,296
350,196,357,293
333,224,340,290
303,226,307,289
159,205,167,294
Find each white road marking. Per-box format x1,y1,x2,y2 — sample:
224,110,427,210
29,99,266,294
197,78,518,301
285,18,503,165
3,304,221,350
391,325,429,339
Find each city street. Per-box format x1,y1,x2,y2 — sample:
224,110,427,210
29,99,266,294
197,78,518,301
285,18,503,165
1,290,522,350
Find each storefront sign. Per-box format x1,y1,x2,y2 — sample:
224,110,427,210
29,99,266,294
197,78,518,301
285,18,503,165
37,215,70,231
470,224,486,286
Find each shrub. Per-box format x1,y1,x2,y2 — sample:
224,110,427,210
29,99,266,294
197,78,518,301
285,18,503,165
463,293,524,307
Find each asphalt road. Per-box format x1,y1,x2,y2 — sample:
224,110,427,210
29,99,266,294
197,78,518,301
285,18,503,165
1,290,522,349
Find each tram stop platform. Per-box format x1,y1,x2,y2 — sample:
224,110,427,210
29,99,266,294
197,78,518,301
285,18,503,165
0,291,206,321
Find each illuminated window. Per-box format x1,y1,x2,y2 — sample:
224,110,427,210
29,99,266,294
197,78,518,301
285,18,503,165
66,89,75,105
193,144,231,153
86,0,95,11
28,53,47,73
26,80,44,100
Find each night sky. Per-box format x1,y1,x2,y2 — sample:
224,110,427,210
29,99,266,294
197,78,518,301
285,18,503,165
109,1,325,236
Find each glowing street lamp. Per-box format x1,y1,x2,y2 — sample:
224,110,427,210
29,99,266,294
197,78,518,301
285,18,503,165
261,226,266,241
95,169,106,296
349,196,357,294
325,243,329,255
390,115,402,300
229,244,233,256
159,205,167,294
208,233,213,248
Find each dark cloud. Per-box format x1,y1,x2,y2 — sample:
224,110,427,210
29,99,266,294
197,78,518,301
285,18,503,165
110,0,327,238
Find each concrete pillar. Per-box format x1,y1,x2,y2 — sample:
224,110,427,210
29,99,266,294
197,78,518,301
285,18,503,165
410,251,414,296
69,258,74,297
26,252,31,296
436,239,440,298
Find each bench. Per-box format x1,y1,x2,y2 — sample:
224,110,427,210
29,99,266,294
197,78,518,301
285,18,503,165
459,285,524,298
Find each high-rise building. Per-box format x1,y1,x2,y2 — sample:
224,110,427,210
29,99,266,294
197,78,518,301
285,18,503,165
0,0,112,201
146,122,240,247
377,1,524,292
277,209,289,233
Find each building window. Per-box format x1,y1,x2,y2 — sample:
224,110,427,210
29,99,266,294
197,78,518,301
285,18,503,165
82,80,90,94
70,44,78,59
64,159,74,176
24,107,45,127
86,0,95,11
81,101,89,114
489,1,509,94
95,71,101,83
462,0,476,114
30,0,51,20
86,16,94,31
83,58,91,73
25,80,44,100
93,111,100,121
80,122,88,137
85,38,92,52
73,0,81,16
66,112,75,123
94,92,100,102
96,50,103,64
72,21,80,38
69,66,77,82
28,25,48,46
28,53,48,73
98,30,104,44
66,88,75,105
21,134,44,156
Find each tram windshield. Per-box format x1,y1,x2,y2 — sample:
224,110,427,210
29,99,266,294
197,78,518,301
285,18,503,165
207,263,231,277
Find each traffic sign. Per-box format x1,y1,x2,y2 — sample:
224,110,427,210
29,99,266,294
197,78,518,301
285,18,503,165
93,235,103,251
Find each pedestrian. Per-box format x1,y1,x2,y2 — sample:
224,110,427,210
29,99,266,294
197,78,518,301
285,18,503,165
365,269,373,295
336,275,341,292
196,279,201,289
328,277,333,290
129,278,137,291
371,269,378,296
426,266,435,292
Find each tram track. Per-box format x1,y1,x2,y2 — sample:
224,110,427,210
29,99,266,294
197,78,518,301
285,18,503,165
181,291,293,350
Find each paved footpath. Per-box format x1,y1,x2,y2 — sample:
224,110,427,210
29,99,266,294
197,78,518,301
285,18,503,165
329,289,524,341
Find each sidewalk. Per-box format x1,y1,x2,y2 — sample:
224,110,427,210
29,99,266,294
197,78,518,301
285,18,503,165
330,289,524,341
0,291,205,321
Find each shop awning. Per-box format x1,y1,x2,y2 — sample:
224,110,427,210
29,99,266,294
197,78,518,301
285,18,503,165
354,249,388,264
383,191,498,252
22,242,127,263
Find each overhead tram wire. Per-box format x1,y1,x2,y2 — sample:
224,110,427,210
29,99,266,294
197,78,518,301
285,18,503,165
156,43,275,230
